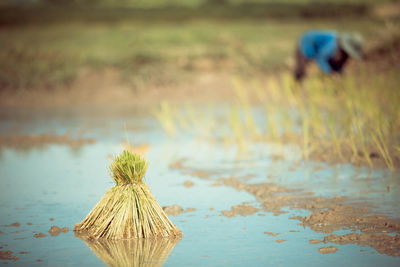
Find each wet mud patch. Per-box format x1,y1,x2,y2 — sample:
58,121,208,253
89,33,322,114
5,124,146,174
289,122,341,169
34,233,46,238
48,226,69,237
185,170,218,180
324,233,400,257
0,133,96,150
184,181,194,188
221,202,259,218
318,246,338,254
4,222,20,227
169,159,219,179
0,251,19,261
163,205,196,216
264,232,280,237
279,132,400,169
12,230,25,234
169,159,187,170
220,177,400,256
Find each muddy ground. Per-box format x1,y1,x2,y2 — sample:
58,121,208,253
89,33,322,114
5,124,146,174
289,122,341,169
170,159,400,257
0,70,236,109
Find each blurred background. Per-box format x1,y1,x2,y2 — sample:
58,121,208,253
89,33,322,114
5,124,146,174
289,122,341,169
1,0,399,108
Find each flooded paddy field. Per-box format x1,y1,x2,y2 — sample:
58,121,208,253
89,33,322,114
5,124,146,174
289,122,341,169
1,1,400,265
1,107,399,266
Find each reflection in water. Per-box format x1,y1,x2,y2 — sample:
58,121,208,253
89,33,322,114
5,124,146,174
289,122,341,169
76,232,180,267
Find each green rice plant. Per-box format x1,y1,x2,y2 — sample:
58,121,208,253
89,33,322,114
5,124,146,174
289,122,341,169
300,105,310,160
372,127,395,172
308,101,326,139
251,79,267,103
75,150,181,239
345,99,361,164
175,105,192,132
228,105,247,153
233,77,261,140
153,101,177,136
280,108,295,141
327,118,344,161
266,77,281,104
355,116,373,170
302,117,310,160
265,104,280,141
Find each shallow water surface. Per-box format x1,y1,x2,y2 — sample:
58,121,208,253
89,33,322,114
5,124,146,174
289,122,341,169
0,108,399,266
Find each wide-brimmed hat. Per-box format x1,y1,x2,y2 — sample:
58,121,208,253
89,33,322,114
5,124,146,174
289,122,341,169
339,32,364,60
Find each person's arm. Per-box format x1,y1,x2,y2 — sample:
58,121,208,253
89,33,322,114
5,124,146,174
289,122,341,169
315,38,338,74
315,57,332,74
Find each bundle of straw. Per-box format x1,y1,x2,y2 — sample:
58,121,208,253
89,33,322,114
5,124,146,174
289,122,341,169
74,150,181,239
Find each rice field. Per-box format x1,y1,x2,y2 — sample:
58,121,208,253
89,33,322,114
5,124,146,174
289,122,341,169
1,1,400,266
154,65,400,172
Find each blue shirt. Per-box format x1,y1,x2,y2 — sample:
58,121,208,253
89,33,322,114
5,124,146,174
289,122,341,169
299,31,338,73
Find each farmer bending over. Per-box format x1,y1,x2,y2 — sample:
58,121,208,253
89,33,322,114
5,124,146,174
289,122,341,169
294,31,364,81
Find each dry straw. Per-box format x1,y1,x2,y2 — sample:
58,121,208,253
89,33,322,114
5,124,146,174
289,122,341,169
74,150,181,239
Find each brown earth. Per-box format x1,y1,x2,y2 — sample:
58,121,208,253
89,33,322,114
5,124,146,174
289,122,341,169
0,70,235,109
0,251,19,261
168,157,400,256
220,177,400,257
6,222,20,227
162,205,196,216
264,232,280,237
0,133,96,150
324,233,400,257
308,139,400,169
163,205,184,216
184,170,219,180
278,134,400,169
48,226,69,237
221,202,259,218
169,159,187,170
318,246,338,254
170,159,219,179
34,233,46,238
184,181,194,188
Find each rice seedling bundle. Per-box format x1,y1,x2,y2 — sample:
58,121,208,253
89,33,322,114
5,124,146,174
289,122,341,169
75,150,181,239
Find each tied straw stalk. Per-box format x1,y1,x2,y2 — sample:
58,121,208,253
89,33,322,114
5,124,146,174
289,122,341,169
74,150,181,239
